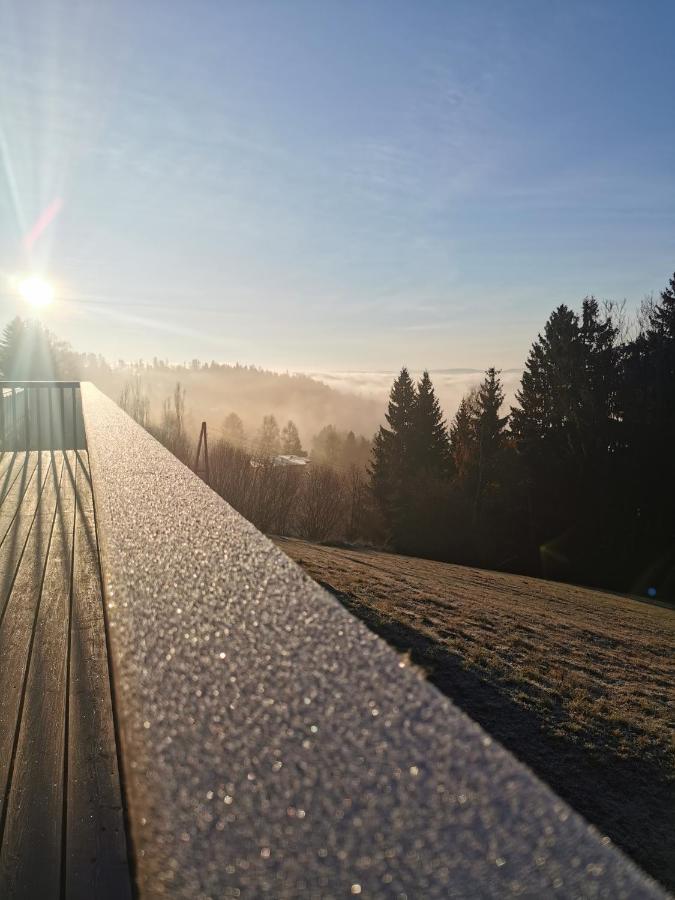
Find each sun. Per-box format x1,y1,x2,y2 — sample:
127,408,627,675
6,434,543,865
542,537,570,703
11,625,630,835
17,275,55,308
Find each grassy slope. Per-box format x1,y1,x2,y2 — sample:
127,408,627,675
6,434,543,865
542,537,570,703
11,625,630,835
275,537,675,890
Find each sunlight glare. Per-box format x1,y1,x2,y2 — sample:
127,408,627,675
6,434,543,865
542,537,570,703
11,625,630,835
17,275,54,309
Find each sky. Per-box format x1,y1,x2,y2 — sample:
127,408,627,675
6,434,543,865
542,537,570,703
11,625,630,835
1,0,674,375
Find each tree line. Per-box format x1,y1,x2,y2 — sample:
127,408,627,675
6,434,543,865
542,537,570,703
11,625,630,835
2,267,674,597
370,272,675,599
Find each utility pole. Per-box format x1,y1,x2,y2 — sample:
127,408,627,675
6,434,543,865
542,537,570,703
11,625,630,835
195,421,210,485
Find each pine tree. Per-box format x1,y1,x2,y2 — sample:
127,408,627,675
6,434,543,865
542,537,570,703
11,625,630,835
369,367,417,542
281,420,303,455
510,305,581,468
577,296,619,461
649,271,675,340
449,388,480,479
623,277,675,438
639,273,675,443
383,367,417,441
412,370,451,475
0,318,23,377
473,368,508,519
511,300,621,577
621,270,675,588
646,273,675,414
476,368,507,462
512,301,619,470
0,317,60,379
510,305,583,555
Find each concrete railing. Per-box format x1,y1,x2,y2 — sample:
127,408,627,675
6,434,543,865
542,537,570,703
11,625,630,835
80,382,662,898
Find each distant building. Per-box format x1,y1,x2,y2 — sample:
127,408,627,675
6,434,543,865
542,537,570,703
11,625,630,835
273,454,310,468
249,454,310,470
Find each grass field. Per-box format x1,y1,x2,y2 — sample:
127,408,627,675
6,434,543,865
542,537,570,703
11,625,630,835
275,537,675,891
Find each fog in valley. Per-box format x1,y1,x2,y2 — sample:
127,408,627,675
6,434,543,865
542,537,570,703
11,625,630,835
311,368,523,431
91,360,521,451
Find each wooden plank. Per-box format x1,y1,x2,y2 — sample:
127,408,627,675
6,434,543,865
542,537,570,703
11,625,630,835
0,455,62,817
0,453,39,541
0,453,32,510
0,451,19,485
0,452,75,898
65,451,132,899
0,453,51,622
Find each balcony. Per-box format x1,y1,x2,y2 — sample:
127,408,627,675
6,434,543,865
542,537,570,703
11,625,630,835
0,381,663,898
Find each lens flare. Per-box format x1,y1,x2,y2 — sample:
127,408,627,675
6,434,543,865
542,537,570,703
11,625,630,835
17,276,54,308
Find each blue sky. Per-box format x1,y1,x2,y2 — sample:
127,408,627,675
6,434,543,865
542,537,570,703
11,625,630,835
1,0,673,372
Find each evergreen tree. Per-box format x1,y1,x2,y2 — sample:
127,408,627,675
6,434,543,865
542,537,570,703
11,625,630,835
510,305,584,476
476,368,507,462
577,297,620,461
383,366,417,440
448,372,508,518
511,301,621,580
512,301,619,471
449,388,480,479
510,305,583,562
649,271,675,340
369,367,417,543
281,420,303,455
473,368,508,521
621,271,675,594
0,317,61,378
412,370,451,475
640,274,675,430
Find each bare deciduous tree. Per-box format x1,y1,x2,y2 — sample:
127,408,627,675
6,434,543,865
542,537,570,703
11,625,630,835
296,465,346,541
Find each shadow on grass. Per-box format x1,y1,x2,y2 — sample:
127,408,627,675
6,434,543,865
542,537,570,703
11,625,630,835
319,581,675,892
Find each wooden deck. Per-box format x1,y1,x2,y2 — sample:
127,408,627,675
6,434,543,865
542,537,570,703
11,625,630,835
0,451,131,899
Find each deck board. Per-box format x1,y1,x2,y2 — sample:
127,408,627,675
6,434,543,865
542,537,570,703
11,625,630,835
0,453,61,813
0,453,72,898
0,452,52,621
0,452,132,898
66,452,131,899
0,452,39,520
0,452,22,495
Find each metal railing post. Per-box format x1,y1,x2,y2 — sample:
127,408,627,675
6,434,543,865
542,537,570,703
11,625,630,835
24,389,30,450
48,387,54,449
60,386,66,450
71,385,77,449
36,387,41,450
12,389,17,451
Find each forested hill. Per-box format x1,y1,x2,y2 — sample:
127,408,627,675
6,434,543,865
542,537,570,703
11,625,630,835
0,321,382,447
92,361,384,446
